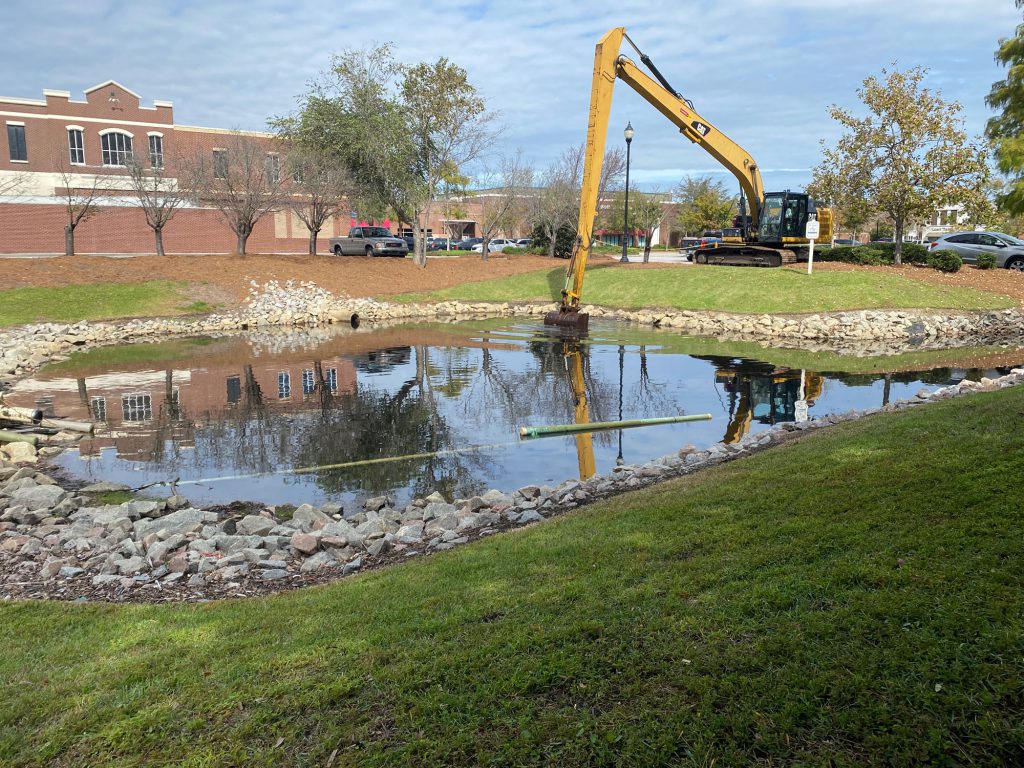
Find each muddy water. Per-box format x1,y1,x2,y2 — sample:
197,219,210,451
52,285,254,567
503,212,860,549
8,319,1023,508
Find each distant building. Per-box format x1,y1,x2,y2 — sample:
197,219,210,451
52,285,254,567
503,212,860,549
0,81,495,255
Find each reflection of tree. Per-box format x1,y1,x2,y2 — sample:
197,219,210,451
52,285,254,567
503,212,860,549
294,347,488,499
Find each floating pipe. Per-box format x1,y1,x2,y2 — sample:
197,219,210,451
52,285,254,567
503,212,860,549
519,413,712,439
0,430,39,446
0,405,94,434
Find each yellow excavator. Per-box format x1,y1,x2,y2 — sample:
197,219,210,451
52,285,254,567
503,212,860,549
546,27,833,329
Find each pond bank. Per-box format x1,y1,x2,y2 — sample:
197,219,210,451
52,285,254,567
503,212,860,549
3,331,1022,601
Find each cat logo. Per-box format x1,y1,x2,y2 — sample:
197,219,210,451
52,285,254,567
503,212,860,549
691,121,712,138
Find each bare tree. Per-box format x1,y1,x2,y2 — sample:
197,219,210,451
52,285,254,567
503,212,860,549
54,150,106,257
286,147,354,255
0,171,27,199
529,144,626,258
124,153,193,257
188,134,287,256
475,154,533,261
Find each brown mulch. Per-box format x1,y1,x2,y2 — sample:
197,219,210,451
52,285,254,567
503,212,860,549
0,253,562,303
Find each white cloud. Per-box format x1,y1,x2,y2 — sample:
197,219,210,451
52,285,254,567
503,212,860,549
2,0,1018,194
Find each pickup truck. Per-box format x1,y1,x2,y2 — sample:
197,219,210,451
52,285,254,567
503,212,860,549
328,226,409,257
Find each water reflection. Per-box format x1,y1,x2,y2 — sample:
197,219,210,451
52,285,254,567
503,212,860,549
7,320,1023,507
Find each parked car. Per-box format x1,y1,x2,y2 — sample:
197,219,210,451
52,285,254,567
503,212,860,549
471,238,516,253
513,238,532,249
832,238,856,246
698,231,723,249
401,234,415,250
426,237,451,251
930,231,1024,270
451,238,483,251
328,226,408,257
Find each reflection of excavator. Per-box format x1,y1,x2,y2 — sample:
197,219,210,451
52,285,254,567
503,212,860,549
546,27,833,329
565,341,597,479
715,364,824,444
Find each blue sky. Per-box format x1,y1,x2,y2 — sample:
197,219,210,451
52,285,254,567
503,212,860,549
2,0,1019,193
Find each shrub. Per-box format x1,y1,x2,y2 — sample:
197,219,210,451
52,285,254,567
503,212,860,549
899,243,930,264
929,249,963,273
816,245,887,265
976,252,997,270
531,224,576,258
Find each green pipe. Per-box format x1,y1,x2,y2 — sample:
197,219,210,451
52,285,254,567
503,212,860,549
0,430,39,446
519,413,712,439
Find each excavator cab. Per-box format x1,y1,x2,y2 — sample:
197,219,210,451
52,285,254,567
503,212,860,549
758,192,811,244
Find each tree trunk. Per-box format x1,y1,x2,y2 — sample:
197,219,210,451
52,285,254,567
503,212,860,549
893,215,904,266
64,224,75,257
236,229,249,257
643,229,652,263
547,225,556,258
481,238,490,262
309,229,318,256
155,227,165,257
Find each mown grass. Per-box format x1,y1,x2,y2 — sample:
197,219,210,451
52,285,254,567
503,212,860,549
2,388,1023,766
398,264,1014,313
0,282,217,328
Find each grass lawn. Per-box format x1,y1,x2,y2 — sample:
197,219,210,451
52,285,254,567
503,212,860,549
2,388,1023,766
398,264,1015,313
0,282,216,328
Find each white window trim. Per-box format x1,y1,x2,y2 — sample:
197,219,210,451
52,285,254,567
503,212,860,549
100,130,134,167
6,120,25,126
98,128,134,138
66,126,86,166
146,131,163,137
65,124,84,131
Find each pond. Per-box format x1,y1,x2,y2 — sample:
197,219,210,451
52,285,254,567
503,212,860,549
7,318,1024,508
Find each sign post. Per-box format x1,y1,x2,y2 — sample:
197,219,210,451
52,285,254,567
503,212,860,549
805,216,820,275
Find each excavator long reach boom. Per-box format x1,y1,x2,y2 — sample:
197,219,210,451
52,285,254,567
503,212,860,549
546,27,807,329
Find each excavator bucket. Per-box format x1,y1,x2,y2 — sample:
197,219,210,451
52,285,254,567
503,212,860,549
543,308,589,330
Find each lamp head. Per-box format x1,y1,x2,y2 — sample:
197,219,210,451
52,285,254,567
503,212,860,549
624,122,634,143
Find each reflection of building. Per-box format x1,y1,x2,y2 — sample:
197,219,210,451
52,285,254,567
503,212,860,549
9,355,362,460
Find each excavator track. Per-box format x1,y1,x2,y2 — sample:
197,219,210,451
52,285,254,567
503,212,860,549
694,245,796,268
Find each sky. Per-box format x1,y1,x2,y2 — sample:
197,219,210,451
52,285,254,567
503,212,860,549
2,0,1020,194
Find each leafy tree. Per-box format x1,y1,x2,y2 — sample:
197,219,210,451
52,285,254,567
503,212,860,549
820,65,989,264
807,163,871,242
285,147,354,255
986,4,1024,215
601,189,669,262
276,46,493,268
675,176,735,235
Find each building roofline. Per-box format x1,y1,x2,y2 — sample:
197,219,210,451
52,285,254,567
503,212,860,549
84,80,141,99
174,124,275,138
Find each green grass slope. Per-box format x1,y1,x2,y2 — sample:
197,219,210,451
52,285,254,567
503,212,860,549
399,264,1015,313
1,389,1022,766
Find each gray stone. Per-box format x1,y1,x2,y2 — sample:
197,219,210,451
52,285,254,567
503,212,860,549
258,559,288,569
114,556,146,575
165,494,189,510
423,491,447,505
214,534,265,554
518,510,544,524
320,502,343,516
355,518,385,537
516,485,541,500
364,495,389,512
146,534,185,564
92,574,121,586
10,484,66,511
58,566,85,578
300,551,335,573
262,568,289,581
292,504,332,531
134,509,215,540
422,502,456,521
342,557,362,574
236,514,275,536
79,481,130,493
187,574,206,587
39,558,66,578
366,538,391,557
129,500,162,519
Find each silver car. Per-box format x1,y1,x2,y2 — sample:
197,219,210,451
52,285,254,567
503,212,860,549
930,231,1024,270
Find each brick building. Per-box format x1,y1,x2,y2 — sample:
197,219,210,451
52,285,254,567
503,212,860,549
0,81,501,255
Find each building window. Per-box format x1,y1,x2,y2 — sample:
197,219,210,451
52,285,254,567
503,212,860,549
301,369,315,396
122,393,152,422
100,131,133,166
265,153,280,183
68,129,85,165
326,368,338,394
90,396,107,422
7,124,27,162
149,134,164,169
213,149,228,179
226,375,241,404
278,371,291,400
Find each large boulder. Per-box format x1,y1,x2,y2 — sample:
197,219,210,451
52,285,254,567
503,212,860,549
133,509,216,540
10,484,66,511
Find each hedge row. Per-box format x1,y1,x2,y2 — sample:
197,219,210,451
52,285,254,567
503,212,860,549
816,243,961,272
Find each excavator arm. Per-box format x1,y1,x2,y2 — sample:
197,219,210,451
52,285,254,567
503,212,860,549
552,27,766,325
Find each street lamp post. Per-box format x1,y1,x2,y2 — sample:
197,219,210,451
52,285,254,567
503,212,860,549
616,344,625,465
620,122,634,264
